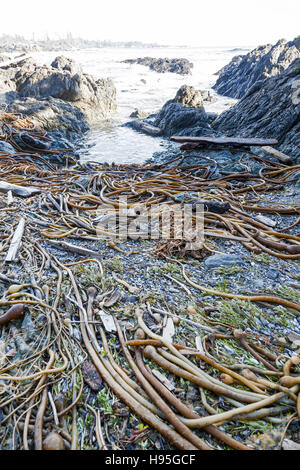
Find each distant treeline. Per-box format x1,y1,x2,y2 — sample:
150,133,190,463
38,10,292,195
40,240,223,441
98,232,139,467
0,34,167,53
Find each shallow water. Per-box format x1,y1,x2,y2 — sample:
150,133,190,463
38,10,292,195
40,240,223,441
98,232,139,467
31,46,247,163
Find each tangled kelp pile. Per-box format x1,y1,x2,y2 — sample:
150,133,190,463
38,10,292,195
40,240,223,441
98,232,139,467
0,112,300,450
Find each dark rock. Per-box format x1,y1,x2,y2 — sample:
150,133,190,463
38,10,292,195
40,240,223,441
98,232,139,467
130,108,151,119
6,96,89,141
0,56,117,125
153,85,210,136
201,200,231,214
18,132,51,151
207,112,219,123
212,59,300,159
213,37,300,99
204,254,245,268
0,141,16,153
123,57,193,75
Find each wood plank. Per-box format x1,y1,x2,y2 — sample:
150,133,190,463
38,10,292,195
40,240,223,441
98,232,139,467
170,136,279,146
47,240,101,258
261,146,293,164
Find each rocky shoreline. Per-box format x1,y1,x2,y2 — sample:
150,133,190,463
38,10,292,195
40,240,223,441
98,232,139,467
0,38,300,452
127,37,300,162
123,57,193,75
0,55,117,152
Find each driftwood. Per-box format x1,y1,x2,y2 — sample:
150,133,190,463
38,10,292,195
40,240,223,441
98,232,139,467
0,181,41,197
7,190,14,206
5,217,25,262
131,120,162,136
98,310,116,332
47,240,102,258
162,317,175,343
152,369,176,392
171,136,279,147
261,146,293,164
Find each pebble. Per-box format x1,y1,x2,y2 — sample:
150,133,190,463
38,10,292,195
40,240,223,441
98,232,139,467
204,254,245,268
268,269,279,280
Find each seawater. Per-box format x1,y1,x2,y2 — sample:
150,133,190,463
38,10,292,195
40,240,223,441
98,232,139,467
31,46,249,164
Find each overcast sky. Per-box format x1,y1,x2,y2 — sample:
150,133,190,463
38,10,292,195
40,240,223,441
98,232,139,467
2,0,299,47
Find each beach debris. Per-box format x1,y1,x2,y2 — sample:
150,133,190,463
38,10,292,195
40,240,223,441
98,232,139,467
261,146,293,164
102,288,122,307
0,111,299,451
130,119,162,136
81,361,102,391
171,135,279,148
5,217,25,262
98,310,116,332
162,317,175,343
151,369,176,392
0,181,41,197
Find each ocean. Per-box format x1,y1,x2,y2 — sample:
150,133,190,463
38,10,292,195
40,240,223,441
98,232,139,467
30,46,250,164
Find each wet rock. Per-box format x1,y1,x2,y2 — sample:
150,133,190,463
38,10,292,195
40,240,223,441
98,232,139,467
123,57,193,75
213,37,300,99
207,112,219,123
153,85,210,136
204,254,245,269
213,59,300,159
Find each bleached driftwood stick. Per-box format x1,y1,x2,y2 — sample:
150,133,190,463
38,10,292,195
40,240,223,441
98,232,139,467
7,190,14,206
5,217,25,262
0,181,41,197
261,146,293,164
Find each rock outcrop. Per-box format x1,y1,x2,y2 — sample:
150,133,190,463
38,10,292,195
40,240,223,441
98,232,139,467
0,56,117,127
153,85,210,136
123,57,193,75
6,97,90,142
212,59,300,160
213,37,300,99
